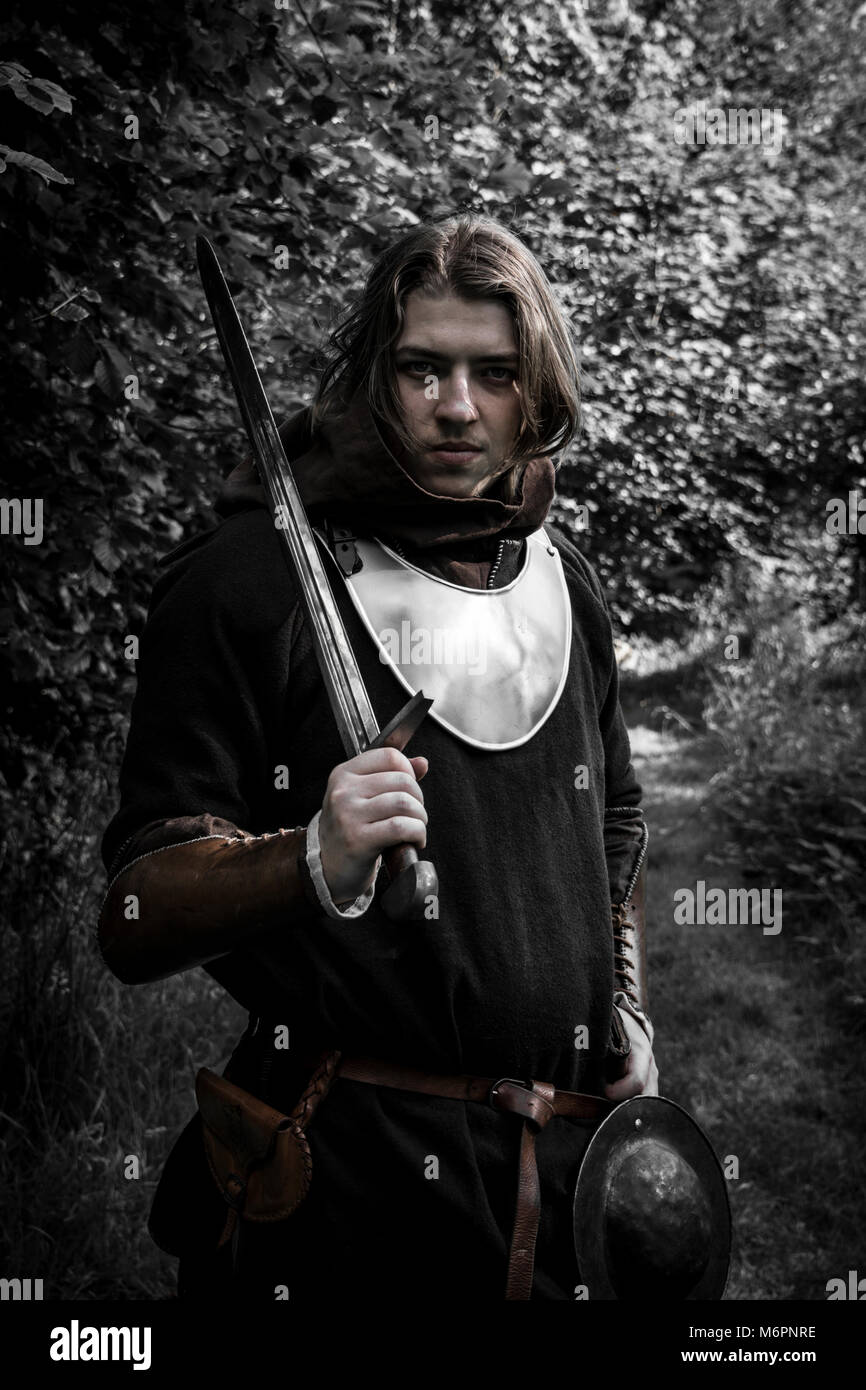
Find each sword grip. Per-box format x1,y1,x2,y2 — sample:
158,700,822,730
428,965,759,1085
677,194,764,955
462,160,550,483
367,691,437,922
381,845,438,923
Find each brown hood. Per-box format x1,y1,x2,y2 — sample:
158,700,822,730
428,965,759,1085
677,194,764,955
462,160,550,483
215,390,556,577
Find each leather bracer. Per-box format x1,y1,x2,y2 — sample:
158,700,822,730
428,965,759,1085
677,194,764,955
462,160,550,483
98,826,322,986
611,855,653,1045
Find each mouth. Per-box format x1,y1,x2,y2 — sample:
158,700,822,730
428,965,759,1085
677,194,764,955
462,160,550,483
426,442,484,463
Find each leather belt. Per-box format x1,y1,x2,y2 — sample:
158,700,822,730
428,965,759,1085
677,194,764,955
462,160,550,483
332,1053,615,1300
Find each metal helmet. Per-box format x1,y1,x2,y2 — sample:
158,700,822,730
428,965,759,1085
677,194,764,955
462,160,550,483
573,1096,731,1299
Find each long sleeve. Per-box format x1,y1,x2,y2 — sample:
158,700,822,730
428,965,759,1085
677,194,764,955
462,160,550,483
101,507,303,880
97,508,330,991
599,653,647,907
546,521,647,906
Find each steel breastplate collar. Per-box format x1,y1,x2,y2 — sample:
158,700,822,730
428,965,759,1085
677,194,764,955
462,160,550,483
333,528,572,751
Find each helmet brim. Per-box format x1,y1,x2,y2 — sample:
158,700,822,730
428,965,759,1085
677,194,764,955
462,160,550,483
572,1095,732,1300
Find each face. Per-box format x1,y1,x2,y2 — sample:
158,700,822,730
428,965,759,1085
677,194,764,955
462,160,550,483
392,291,524,498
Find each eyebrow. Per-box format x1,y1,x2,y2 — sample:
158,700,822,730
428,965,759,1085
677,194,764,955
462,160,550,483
394,346,520,364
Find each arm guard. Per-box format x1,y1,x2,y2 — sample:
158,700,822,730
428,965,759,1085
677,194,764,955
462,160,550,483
605,819,652,1080
97,824,322,986
612,855,653,1044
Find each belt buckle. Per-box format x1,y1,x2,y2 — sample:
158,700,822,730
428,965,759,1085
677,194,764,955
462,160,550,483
488,1076,530,1110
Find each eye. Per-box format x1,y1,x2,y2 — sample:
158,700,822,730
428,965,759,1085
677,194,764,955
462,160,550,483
483,366,515,381
402,360,436,375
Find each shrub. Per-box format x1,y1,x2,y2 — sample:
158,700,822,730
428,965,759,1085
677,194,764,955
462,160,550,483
702,554,866,1033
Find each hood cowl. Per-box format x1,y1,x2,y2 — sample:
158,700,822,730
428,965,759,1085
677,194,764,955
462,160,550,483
215,389,557,583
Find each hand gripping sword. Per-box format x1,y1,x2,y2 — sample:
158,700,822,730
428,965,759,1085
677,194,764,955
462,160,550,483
196,235,438,922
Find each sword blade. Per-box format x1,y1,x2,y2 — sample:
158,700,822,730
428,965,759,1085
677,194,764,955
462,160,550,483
196,235,379,757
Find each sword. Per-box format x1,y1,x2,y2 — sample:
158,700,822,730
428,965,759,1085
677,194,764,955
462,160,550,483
196,235,438,922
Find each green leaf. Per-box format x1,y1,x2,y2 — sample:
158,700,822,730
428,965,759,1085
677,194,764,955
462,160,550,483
0,62,30,86
61,332,98,376
0,145,71,185
16,88,55,114
93,359,115,397
54,301,89,322
28,79,74,114
92,536,121,572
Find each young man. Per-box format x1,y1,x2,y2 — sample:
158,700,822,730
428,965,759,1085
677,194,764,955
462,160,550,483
98,214,656,1301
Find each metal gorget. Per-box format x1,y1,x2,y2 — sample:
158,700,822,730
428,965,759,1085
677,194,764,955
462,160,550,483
328,528,572,751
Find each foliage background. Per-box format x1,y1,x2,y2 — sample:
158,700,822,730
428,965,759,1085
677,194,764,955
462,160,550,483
0,0,864,1299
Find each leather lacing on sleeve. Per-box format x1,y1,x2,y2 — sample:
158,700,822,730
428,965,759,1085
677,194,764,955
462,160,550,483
608,816,649,1007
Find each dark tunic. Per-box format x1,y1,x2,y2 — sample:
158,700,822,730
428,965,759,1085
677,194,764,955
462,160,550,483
101,438,644,1301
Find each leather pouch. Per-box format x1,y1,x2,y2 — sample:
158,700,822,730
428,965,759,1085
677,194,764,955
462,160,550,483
148,1049,340,1260
195,1067,312,1223
603,1006,631,1083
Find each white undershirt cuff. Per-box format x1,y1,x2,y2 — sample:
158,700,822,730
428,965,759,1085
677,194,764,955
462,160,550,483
305,809,380,920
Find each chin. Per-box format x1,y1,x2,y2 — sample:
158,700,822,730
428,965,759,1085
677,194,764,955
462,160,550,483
430,474,483,499
409,460,499,499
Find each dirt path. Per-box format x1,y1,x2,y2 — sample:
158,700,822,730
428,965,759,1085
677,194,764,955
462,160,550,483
625,708,861,1301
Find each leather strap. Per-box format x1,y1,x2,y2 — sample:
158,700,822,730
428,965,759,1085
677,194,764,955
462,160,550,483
290,1048,343,1129
503,1080,555,1298
333,1052,613,1299
336,1055,609,1120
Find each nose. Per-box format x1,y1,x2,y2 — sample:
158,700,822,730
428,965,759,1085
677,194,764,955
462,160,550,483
434,368,479,424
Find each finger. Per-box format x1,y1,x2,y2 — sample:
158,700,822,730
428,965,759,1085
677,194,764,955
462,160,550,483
341,746,421,780
608,1056,658,1101
362,790,429,826
603,1049,653,1102
356,815,428,852
351,771,426,805
604,1071,643,1102
408,755,428,780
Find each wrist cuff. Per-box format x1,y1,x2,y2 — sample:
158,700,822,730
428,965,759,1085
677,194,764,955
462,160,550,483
303,810,380,920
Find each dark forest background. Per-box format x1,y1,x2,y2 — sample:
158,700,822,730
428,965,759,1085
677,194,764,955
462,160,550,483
0,0,864,1300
